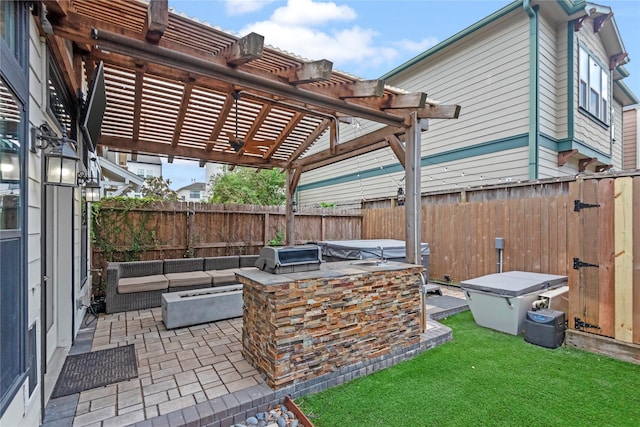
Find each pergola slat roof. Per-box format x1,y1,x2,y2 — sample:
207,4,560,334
41,0,460,172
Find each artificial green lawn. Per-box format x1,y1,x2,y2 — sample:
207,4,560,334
296,311,640,426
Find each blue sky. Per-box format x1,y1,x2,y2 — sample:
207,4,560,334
162,0,640,190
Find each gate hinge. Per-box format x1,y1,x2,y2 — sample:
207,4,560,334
574,199,600,211
573,257,599,269
574,317,600,331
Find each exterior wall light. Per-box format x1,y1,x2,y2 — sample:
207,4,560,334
78,170,101,202
31,123,80,187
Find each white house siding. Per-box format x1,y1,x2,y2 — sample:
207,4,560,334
391,10,531,152
572,20,613,156
299,8,532,205
128,160,162,179
611,99,623,167
538,14,561,139
622,106,639,170
299,148,530,205
539,146,579,178
554,20,569,139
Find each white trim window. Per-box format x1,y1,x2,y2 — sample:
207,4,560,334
579,46,609,123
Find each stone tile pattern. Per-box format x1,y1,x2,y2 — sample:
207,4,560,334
240,266,424,389
74,308,263,427
131,327,453,427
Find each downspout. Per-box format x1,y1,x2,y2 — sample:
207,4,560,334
524,0,539,179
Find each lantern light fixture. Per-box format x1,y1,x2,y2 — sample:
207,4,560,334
31,123,80,187
78,169,101,202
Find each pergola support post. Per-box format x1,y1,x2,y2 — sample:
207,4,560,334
405,113,425,266
285,168,299,246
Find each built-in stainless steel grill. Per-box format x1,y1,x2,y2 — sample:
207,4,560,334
255,245,322,274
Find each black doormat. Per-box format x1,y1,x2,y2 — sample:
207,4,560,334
51,345,138,399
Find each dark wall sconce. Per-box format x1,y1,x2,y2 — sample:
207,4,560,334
31,123,102,200
31,123,80,187
78,170,101,202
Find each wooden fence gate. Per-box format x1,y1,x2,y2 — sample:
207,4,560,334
567,175,640,349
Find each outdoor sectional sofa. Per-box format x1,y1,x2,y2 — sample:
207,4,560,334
105,255,259,314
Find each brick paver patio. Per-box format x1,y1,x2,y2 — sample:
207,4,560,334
42,285,466,427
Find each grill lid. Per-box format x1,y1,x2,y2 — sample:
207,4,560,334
255,245,322,274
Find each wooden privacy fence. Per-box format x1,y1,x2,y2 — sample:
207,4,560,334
362,172,640,347
91,200,361,268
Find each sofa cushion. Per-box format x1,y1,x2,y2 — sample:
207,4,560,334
239,255,259,268
119,260,164,278
164,258,204,274
166,271,212,288
206,268,241,286
204,256,239,271
118,275,168,294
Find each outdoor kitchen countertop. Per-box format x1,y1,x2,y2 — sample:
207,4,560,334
236,260,423,286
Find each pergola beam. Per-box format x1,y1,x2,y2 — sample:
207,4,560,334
295,125,405,172
221,32,264,66
171,81,194,147
414,103,461,120
101,135,287,168
336,80,385,98
289,119,331,163
285,60,333,84
386,134,406,169
144,0,168,43
205,92,235,152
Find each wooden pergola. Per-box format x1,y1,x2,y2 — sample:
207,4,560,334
38,0,460,263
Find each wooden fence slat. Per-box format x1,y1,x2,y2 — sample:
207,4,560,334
531,196,541,272
598,178,615,338
614,177,634,342
557,195,569,276
582,179,600,330
541,196,551,274
633,176,640,344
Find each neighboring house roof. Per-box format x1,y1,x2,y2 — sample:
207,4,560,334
177,182,206,192
99,156,145,195
128,154,162,165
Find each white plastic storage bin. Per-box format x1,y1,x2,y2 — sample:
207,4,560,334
460,271,567,335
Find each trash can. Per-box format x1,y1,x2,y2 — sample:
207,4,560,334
460,271,567,335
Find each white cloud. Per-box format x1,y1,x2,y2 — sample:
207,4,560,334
224,0,276,16
270,0,357,26
394,37,439,54
236,0,434,76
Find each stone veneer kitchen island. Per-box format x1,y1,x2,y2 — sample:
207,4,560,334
236,260,424,389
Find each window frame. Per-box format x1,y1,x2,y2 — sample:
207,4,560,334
0,0,29,416
578,45,610,125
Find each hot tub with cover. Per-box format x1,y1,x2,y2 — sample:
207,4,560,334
460,271,567,335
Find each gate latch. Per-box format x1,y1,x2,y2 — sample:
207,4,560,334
573,257,599,269
574,317,600,330
574,200,600,212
